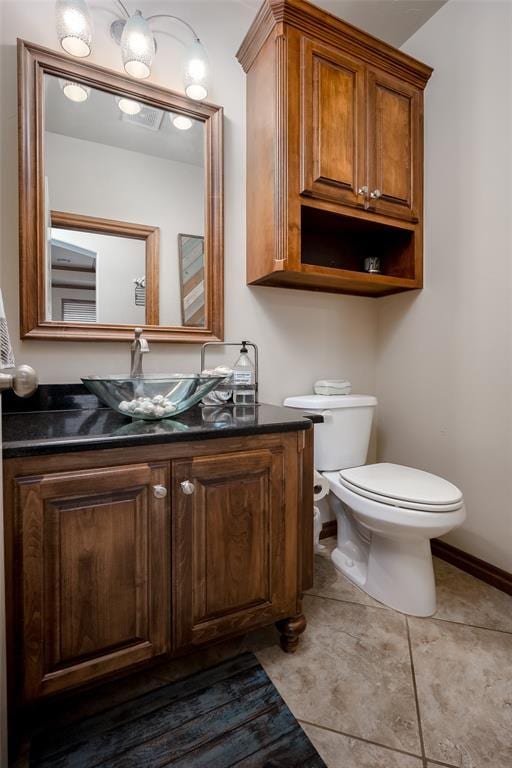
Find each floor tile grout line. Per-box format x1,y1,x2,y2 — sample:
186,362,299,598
419,615,512,636
306,590,512,636
406,615,428,768
297,718,424,762
306,591,392,612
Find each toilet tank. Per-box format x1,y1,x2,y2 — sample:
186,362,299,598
284,394,377,471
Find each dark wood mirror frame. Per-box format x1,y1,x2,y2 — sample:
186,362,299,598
18,39,224,342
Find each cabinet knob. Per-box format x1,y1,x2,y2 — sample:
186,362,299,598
370,188,382,200
180,480,195,495
152,484,168,499
358,186,368,197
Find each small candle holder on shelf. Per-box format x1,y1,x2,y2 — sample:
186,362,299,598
364,256,381,274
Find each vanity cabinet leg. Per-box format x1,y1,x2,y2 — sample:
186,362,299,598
276,613,307,653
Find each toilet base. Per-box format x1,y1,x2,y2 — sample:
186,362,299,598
331,533,436,617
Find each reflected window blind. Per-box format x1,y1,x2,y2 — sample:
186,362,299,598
61,299,96,323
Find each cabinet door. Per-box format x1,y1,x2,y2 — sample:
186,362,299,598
172,445,298,650
367,69,421,221
301,37,366,207
16,462,170,700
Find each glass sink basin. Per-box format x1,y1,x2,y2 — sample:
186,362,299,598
81,374,228,421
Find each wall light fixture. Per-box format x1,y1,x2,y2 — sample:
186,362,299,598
55,0,211,100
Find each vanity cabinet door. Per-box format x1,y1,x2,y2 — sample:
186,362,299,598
172,440,299,650
366,68,421,222
300,37,366,208
16,462,170,701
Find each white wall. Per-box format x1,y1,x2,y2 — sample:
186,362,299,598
376,0,512,571
0,0,377,404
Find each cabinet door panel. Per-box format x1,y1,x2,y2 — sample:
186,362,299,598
17,463,170,700
200,471,270,617
301,38,365,207
173,446,298,650
367,69,421,221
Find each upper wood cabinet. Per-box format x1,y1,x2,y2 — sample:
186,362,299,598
237,0,432,297
15,462,170,701
301,39,366,208
366,69,421,222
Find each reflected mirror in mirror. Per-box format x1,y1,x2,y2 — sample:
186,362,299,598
43,73,205,328
48,212,159,325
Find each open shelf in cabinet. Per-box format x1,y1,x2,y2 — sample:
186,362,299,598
299,205,420,296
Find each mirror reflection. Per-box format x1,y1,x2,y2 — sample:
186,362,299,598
43,73,205,328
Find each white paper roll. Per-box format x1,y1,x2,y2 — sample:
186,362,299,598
313,470,329,502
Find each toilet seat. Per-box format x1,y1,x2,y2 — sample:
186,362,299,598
338,463,464,513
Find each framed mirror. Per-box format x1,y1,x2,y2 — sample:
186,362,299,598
18,39,223,342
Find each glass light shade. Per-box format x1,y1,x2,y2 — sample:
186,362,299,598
59,78,90,102
183,39,209,101
171,114,193,131
117,97,142,115
121,11,155,79
55,0,92,58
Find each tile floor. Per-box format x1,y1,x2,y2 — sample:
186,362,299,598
248,538,512,768
19,538,512,768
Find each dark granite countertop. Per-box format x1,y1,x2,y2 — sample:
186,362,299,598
2,385,323,459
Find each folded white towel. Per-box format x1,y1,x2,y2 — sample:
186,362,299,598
0,290,15,369
314,379,352,396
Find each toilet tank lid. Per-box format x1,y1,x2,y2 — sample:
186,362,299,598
284,394,377,410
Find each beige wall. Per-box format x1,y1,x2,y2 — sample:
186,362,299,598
0,0,377,403
376,0,512,571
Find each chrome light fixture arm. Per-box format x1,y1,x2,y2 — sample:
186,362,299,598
146,14,200,42
115,0,130,18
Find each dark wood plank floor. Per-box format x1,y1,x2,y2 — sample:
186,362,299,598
29,653,326,768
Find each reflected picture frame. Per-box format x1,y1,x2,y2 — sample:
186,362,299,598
178,234,205,327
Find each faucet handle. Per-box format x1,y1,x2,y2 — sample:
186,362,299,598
133,327,149,352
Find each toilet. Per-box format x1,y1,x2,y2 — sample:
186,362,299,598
284,394,466,617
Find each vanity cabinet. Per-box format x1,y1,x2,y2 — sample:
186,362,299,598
14,462,171,701
237,0,432,296
5,429,312,706
173,447,298,650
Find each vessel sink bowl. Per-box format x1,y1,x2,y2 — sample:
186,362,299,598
81,374,228,421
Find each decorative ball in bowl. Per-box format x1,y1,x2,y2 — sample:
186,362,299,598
81,374,228,421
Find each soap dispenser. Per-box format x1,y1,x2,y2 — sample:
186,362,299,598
232,341,256,405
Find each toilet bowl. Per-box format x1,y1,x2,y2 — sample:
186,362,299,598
284,394,465,617
324,464,465,616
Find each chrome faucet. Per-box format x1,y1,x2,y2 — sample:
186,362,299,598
130,327,149,378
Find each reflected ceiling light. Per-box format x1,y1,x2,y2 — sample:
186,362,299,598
183,39,209,101
55,0,92,58
120,10,155,79
117,96,142,115
171,114,193,131
59,78,90,102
